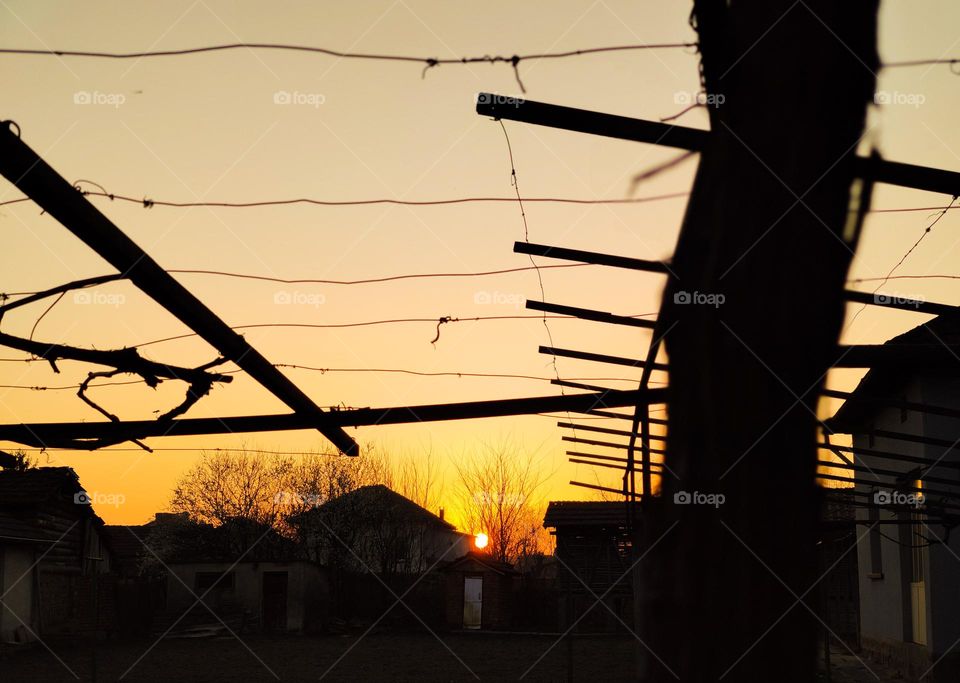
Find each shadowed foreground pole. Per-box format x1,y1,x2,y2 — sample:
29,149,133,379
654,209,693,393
640,1,878,680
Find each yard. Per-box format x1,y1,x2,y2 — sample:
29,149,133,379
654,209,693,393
0,633,903,682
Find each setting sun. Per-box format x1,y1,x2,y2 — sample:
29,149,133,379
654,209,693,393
474,533,489,550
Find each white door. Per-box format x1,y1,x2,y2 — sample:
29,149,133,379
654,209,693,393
463,577,482,629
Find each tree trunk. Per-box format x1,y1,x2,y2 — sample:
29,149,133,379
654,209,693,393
639,1,879,680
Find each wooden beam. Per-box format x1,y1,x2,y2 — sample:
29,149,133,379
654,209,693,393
514,241,670,273
526,300,657,328
0,388,667,448
479,94,960,196
541,346,669,372
0,126,359,456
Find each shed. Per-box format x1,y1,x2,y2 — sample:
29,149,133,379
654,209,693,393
543,501,633,632
440,551,517,630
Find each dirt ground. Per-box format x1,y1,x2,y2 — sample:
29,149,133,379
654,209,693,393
1,634,906,682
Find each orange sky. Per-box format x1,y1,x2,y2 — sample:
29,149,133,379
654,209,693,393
1,1,958,527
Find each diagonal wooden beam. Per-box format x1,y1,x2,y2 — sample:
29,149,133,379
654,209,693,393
0,125,359,456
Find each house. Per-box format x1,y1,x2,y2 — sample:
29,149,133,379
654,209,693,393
0,466,113,639
543,501,634,632
828,313,960,681
292,485,473,626
293,485,472,575
439,551,518,630
818,488,861,650
146,514,327,634
0,514,50,642
163,560,327,633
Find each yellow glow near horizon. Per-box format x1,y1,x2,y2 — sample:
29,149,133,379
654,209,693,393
0,1,957,524
474,533,489,550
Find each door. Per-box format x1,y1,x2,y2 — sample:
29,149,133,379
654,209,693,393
463,576,482,629
910,499,927,645
262,572,288,632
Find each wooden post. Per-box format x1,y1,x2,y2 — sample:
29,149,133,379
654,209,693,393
639,1,879,680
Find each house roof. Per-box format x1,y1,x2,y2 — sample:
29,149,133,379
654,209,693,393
442,550,516,575
828,313,960,432
101,524,152,561
543,501,631,529
0,466,85,505
300,484,456,531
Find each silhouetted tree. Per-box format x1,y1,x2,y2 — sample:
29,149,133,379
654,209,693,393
454,441,550,564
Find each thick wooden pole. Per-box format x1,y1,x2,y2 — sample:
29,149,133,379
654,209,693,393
639,1,879,680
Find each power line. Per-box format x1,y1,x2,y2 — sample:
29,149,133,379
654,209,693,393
0,42,697,61
129,313,656,349
0,42,698,91
846,196,959,330
0,359,662,391
1,263,594,297
166,264,589,286
6,188,957,216
68,186,690,209
850,274,960,283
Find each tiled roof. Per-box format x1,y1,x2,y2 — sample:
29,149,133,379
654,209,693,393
300,484,456,531
543,501,631,528
0,466,83,505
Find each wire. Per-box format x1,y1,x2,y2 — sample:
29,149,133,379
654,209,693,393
883,58,960,69
127,312,656,348
67,186,691,209
276,364,652,383
846,197,959,330
7,186,956,215
170,263,588,286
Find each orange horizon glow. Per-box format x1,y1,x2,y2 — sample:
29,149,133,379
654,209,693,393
0,2,957,525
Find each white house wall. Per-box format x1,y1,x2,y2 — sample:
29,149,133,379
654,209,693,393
0,545,36,642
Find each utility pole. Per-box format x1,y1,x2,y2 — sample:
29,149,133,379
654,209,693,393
640,1,879,680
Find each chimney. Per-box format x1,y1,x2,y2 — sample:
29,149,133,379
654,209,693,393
439,507,445,522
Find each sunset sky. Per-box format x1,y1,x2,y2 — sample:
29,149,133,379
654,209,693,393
1,0,958,527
